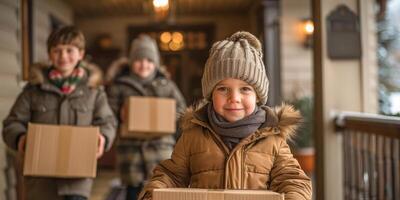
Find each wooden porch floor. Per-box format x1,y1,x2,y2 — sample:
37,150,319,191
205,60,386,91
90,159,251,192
91,168,120,200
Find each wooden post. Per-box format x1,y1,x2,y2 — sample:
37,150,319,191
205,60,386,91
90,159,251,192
259,0,281,106
21,0,32,81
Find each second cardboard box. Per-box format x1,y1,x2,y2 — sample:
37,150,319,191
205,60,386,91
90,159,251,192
121,97,176,139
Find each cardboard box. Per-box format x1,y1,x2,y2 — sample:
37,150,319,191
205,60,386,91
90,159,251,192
121,97,176,139
23,123,98,178
153,188,284,200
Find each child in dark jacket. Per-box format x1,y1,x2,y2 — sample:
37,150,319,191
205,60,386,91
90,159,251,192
106,34,186,200
138,31,312,200
2,26,116,200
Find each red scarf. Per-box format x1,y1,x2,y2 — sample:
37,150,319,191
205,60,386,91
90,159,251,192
48,66,85,94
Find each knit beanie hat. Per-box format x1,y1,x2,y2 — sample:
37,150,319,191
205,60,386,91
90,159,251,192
201,31,269,105
129,34,160,68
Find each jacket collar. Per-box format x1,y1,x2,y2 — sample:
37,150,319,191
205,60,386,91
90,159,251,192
181,101,302,142
105,57,169,84
29,61,103,88
115,75,147,95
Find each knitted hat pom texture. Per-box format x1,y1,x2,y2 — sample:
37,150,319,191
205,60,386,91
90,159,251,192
201,31,269,105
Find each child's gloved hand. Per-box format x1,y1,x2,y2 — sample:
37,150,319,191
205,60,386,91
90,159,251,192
17,135,26,153
96,133,105,159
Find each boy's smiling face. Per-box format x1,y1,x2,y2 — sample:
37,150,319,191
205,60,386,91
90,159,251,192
212,78,257,122
49,44,84,77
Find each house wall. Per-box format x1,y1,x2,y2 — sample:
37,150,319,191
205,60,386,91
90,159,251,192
317,0,378,199
0,0,73,199
360,0,378,113
75,14,253,55
321,1,360,198
33,0,73,62
0,0,24,198
280,0,313,101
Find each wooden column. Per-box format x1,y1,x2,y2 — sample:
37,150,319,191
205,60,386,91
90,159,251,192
312,0,325,199
260,0,281,106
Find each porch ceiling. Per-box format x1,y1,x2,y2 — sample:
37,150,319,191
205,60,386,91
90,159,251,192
64,0,257,18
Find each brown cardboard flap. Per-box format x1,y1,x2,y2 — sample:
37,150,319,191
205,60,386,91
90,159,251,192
57,126,72,176
60,126,98,177
23,123,98,178
120,122,174,139
207,191,224,200
121,97,176,138
128,97,176,133
153,188,284,200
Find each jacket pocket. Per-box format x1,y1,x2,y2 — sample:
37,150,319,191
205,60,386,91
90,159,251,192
31,102,58,123
70,101,94,125
244,151,274,189
190,151,224,175
245,151,274,174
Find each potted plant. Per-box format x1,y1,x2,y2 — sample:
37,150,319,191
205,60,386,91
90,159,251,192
289,96,315,175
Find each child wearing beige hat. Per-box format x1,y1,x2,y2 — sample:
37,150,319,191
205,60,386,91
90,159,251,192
138,31,312,200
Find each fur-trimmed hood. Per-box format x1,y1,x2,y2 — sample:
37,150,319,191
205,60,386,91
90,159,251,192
138,102,312,200
29,61,103,88
105,57,171,84
180,102,302,141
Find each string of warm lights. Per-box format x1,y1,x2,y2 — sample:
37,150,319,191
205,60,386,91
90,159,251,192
160,31,184,51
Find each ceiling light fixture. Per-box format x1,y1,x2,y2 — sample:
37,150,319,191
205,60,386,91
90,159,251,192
153,0,169,21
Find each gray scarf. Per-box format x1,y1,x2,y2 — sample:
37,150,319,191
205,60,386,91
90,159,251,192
207,103,266,150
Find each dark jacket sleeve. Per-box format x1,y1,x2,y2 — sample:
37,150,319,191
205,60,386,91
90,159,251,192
105,83,123,123
138,132,191,200
168,81,186,140
269,138,312,200
2,87,32,150
168,81,186,119
92,88,117,151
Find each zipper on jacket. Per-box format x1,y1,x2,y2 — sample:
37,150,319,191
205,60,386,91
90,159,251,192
193,119,230,156
224,142,251,189
207,130,230,188
192,118,275,189
240,143,254,189
223,145,240,189
195,122,230,188
241,147,245,189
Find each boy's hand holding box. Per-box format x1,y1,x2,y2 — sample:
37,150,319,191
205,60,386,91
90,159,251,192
120,97,176,139
23,123,98,178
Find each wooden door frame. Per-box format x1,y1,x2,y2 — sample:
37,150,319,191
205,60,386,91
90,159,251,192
312,0,325,199
21,0,33,81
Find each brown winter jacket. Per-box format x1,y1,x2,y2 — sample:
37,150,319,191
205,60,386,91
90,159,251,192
2,61,117,199
138,104,312,200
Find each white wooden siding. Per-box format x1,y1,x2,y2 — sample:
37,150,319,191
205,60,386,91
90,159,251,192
0,28,19,53
0,49,20,75
0,0,73,199
280,0,313,100
33,0,73,62
0,0,20,198
360,0,378,113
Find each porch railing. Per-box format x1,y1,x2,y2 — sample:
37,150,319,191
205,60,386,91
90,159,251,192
335,112,400,200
